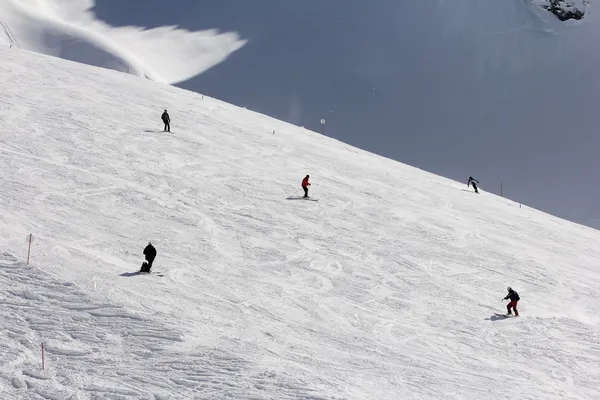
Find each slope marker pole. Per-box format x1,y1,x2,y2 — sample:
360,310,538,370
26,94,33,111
26,234,33,265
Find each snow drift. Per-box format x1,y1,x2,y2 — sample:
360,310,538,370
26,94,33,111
0,0,246,83
0,48,599,399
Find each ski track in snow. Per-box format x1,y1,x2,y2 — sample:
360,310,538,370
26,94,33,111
0,254,323,400
0,48,599,399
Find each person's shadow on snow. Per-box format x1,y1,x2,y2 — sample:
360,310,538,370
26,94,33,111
119,272,141,277
485,313,510,321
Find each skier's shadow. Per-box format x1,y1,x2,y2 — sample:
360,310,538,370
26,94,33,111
485,313,510,321
119,271,141,277
286,196,305,200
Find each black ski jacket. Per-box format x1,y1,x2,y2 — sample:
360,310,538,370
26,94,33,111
468,177,479,187
144,243,157,261
161,112,170,123
504,289,520,302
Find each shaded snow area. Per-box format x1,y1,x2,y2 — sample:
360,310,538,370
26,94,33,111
0,0,246,83
1,48,600,399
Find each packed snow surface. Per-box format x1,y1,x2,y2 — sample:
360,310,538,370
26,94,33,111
0,0,246,83
1,48,600,399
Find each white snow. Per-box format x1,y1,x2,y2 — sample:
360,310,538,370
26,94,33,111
0,0,246,84
1,47,600,399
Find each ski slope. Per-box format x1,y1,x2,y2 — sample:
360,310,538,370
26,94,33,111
0,0,246,84
0,48,599,399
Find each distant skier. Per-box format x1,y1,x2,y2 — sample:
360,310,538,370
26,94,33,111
468,176,479,193
503,286,520,316
301,175,311,198
161,109,170,132
141,242,157,273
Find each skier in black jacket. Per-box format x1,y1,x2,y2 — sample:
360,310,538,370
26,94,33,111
141,242,157,273
503,286,520,316
468,176,479,194
161,110,170,132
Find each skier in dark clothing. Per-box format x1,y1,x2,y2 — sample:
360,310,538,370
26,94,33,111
503,286,520,316
141,242,157,273
468,176,479,194
301,175,311,198
161,110,170,132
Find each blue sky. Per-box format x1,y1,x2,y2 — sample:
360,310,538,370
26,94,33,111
93,0,600,228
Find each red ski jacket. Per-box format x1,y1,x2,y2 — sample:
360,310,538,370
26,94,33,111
302,177,310,187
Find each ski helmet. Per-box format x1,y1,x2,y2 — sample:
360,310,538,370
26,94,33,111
507,286,512,291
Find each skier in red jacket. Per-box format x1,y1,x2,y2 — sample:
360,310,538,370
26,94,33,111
301,175,311,198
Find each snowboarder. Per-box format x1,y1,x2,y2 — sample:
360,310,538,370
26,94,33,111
503,286,520,316
468,176,479,193
141,242,157,273
301,175,311,198
161,110,170,132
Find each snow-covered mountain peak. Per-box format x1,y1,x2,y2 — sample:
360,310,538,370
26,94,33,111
534,0,589,20
0,0,246,83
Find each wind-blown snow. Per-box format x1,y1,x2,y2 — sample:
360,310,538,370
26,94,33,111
0,0,246,83
1,48,599,399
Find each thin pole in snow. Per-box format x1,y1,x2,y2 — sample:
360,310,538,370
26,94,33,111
42,343,45,370
501,182,503,197
26,234,33,265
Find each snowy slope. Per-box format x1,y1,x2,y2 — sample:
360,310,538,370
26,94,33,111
0,0,246,83
1,48,600,399
141,0,600,230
